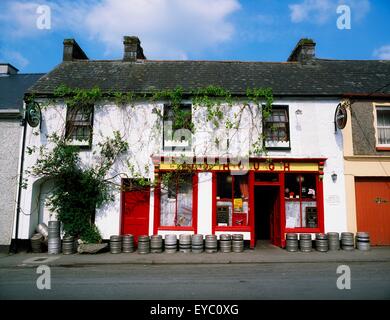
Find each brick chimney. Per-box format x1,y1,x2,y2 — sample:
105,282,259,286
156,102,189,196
63,39,89,61
123,36,146,61
287,38,316,62
0,63,18,75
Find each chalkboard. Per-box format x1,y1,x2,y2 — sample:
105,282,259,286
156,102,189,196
217,206,229,225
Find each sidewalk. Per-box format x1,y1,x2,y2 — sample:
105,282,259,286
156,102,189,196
0,243,389,268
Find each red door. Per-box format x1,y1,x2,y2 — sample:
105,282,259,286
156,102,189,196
121,183,150,245
355,178,390,245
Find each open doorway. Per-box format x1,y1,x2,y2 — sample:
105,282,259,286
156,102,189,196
254,186,280,246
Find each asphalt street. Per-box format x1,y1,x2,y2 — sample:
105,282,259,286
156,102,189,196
1,262,389,300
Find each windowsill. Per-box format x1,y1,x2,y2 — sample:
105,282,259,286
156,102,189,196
215,226,251,232
265,147,291,151
158,226,195,231
285,198,317,202
376,146,390,151
285,227,321,233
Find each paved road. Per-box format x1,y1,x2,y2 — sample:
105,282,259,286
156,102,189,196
0,262,389,300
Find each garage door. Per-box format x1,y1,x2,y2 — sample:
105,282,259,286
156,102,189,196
355,178,390,245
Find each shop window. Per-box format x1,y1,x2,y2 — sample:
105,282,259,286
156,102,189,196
216,173,249,227
284,173,317,229
163,104,192,151
65,105,93,147
264,106,290,149
375,106,390,147
160,173,193,227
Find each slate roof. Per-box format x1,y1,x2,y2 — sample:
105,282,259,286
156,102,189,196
0,73,44,110
28,59,390,97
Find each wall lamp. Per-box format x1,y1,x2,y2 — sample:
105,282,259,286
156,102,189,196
331,172,337,183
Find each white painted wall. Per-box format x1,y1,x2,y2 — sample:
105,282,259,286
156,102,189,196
17,98,347,240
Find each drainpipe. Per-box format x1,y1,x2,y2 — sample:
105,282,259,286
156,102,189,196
9,107,28,253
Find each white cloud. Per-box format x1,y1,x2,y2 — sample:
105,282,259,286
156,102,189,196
289,0,370,24
0,49,30,68
83,0,241,59
373,45,390,60
0,0,240,59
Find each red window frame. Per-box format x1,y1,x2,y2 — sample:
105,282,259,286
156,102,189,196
283,172,324,234
153,172,198,233
212,172,251,233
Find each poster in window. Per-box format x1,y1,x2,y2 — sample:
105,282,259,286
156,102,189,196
233,198,243,212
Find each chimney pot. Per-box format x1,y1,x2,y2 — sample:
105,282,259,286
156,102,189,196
63,39,88,61
123,36,146,61
287,38,316,62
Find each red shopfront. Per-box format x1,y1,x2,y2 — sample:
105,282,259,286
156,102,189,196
153,158,326,248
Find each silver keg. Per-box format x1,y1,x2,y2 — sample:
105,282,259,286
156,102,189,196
36,223,48,238
179,234,192,253
341,232,355,251
315,233,328,252
62,235,75,255
356,232,370,251
327,232,340,250
122,234,135,253
164,234,177,253
219,234,232,253
48,220,61,254
150,235,163,253
299,233,312,252
205,234,218,253
232,234,244,253
286,233,299,252
31,233,43,253
191,234,204,253
110,235,122,254
137,235,150,254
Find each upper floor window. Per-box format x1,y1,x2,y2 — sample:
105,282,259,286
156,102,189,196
65,105,94,147
264,106,290,149
375,106,390,148
163,104,192,151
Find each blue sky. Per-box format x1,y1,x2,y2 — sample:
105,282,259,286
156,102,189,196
0,0,389,73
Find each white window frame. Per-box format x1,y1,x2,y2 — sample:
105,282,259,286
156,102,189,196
373,103,390,149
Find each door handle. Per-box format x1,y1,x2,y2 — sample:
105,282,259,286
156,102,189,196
374,197,389,204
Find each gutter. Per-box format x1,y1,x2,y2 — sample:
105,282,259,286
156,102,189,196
9,108,27,253
0,109,22,119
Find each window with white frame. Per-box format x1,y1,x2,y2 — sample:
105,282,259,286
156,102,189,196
65,105,93,147
376,106,390,146
263,106,290,149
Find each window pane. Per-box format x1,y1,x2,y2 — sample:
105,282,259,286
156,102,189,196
160,188,176,226
378,128,390,145
177,175,193,226
217,172,232,199
160,174,193,227
160,174,176,226
377,109,390,126
285,173,317,229
264,108,289,144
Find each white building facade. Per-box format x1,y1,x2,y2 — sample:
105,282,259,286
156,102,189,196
17,37,378,248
